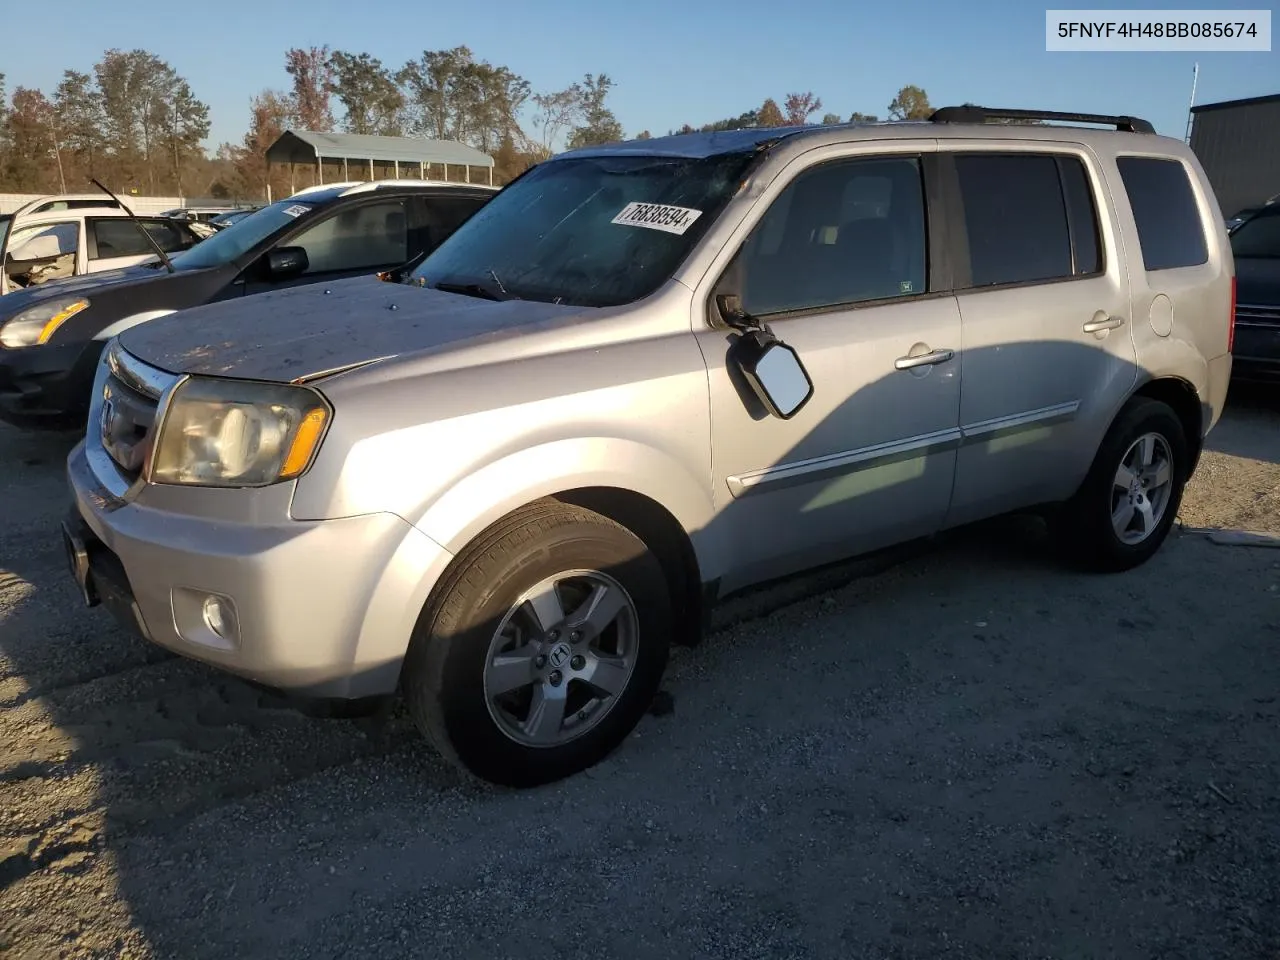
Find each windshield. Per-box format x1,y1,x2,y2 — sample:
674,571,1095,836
0,216,10,253
409,151,757,307
171,199,319,270
1230,213,1280,259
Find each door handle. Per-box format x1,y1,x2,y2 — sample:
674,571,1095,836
895,348,954,371
1083,314,1125,334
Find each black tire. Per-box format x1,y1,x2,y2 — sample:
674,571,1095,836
401,500,672,787
1055,397,1189,572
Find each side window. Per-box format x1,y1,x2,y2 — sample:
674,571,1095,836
3,221,80,287
91,219,191,259
737,156,928,316
1116,157,1208,271
141,219,196,253
408,196,487,258
7,222,79,261
288,200,409,274
955,154,1073,287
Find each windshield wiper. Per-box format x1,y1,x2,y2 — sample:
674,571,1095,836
430,276,515,302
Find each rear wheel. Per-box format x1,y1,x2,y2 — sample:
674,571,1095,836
401,501,671,787
1056,397,1188,572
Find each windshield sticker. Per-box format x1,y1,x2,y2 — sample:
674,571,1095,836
611,202,703,235
282,204,310,218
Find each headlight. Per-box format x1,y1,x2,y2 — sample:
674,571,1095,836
150,377,330,487
0,298,90,348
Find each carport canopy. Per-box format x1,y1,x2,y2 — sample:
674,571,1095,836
265,130,496,186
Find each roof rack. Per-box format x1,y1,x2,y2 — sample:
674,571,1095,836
928,105,1155,134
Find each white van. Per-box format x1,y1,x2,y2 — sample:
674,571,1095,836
0,205,205,295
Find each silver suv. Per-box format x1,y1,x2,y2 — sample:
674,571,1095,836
63,106,1234,787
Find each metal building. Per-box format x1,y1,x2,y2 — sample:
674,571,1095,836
265,131,495,199
1188,93,1280,219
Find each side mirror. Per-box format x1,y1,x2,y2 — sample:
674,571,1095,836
266,246,308,279
732,331,814,420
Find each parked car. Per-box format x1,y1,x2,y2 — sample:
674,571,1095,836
62,107,1233,788
0,180,495,427
158,207,237,224
6,193,131,216
1227,195,1278,233
209,207,260,230
1,206,204,295
1224,204,1280,381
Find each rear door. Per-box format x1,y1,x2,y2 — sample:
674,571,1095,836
942,145,1137,527
405,193,490,263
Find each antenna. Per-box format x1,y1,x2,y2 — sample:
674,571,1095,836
1184,62,1200,143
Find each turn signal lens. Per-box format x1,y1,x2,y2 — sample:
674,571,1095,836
280,407,329,478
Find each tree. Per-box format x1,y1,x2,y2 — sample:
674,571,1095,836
399,47,530,152
757,98,785,127
330,51,403,136
887,85,932,121
783,92,822,126
849,111,880,123
231,90,292,200
398,46,469,141
54,71,106,182
92,49,209,193
820,112,843,125
530,86,581,156
2,88,58,192
700,110,758,132
0,74,9,176
567,74,623,149
284,46,335,131
635,130,652,139
158,78,211,194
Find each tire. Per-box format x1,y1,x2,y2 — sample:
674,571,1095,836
401,500,672,787
1055,397,1189,572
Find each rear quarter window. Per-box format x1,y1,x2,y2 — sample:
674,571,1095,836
1116,157,1208,271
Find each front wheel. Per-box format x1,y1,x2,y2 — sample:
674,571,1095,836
1055,397,1189,572
401,501,672,787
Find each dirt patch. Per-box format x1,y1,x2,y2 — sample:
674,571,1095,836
2,402,1279,959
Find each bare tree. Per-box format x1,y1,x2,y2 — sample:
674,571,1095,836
531,87,581,156
783,92,823,125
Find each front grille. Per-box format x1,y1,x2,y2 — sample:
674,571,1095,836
98,343,176,480
1236,303,1280,328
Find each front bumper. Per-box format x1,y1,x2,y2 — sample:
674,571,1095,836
0,339,104,428
65,441,455,698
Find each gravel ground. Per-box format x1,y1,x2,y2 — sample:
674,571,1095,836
2,389,1279,960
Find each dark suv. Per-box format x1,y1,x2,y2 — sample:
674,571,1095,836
0,181,495,428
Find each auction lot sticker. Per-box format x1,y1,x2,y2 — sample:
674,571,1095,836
612,202,703,235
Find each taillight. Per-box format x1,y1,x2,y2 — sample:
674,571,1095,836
1228,276,1237,353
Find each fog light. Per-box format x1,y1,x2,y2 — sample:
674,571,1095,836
202,595,234,639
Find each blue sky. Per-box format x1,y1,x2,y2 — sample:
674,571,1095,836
0,0,1274,147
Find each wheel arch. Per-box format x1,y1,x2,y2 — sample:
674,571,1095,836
552,486,706,647
406,439,723,649
1128,375,1205,473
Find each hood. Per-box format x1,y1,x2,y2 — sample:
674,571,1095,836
0,263,168,313
1235,257,1280,307
118,275,589,381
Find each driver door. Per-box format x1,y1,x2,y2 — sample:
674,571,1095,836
695,149,963,594
240,198,412,295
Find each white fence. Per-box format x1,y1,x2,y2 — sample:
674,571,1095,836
0,193,186,215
